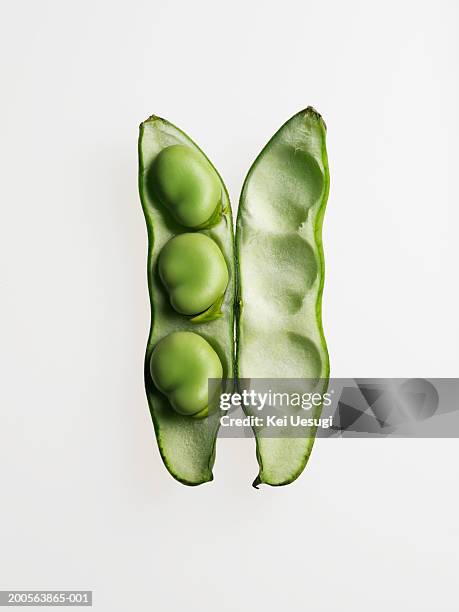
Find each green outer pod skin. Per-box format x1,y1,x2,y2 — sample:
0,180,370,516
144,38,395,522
138,116,235,486
236,108,330,487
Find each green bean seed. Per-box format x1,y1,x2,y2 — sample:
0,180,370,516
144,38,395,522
158,233,228,317
150,331,223,418
151,144,222,228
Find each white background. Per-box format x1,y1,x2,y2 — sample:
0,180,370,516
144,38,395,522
1,1,458,610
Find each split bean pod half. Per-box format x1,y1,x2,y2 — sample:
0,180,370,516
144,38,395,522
236,108,330,486
139,116,235,485
138,108,329,486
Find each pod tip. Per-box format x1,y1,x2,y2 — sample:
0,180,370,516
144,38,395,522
304,106,327,130
140,114,163,128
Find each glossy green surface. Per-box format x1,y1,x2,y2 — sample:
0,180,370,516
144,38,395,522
236,108,330,486
158,233,228,317
150,332,223,417
138,116,235,486
151,144,222,228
